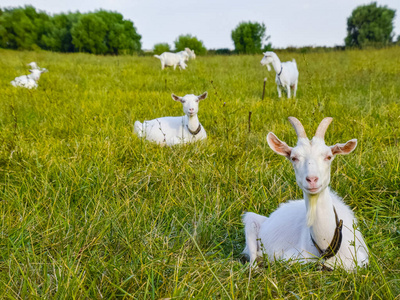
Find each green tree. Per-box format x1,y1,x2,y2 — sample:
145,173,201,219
41,13,80,52
71,11,141,55
345,2,396,48
231,21,270,54
0,6,141,54
71,13,108,54
95,10,141,54
0,5,49,50
153,43,170,55
174,34,206,55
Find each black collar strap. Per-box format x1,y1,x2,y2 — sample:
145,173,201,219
187,124,201,135
311,206,343,261
277,65,283,76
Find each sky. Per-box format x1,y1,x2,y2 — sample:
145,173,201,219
1,0,400,50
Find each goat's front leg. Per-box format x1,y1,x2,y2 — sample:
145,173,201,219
286,85,291,98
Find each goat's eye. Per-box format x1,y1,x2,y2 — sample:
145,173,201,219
291,157,298,162
325,155,332,161
181,101,186,103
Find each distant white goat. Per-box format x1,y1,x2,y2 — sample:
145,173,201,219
134,92,208,146
261,51,298,98
184,48,196,60
243,117,368,271
11,68,48,89
176,50,190,62
154,52,187,70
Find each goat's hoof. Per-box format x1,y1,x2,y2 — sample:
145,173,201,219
238,253,250,265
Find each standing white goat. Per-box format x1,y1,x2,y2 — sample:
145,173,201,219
261,51,298,98
134,92,208,146
184,48,196,60
154,52,187,70
243,117,368,271
11,68,48,89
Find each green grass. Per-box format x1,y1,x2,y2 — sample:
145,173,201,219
0,47,399,299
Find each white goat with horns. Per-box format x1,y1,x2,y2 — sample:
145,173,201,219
261,51,298,98
243,117,368,271
134,92,208,146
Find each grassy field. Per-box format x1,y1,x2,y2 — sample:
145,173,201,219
0,47,399,299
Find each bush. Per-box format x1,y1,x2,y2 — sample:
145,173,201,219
174,34,207,55
231,21,271,54
153,43,170,55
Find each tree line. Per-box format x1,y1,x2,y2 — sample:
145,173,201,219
0,3,398,56
0,6,141,54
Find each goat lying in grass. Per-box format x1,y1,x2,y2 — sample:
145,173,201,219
134,92,208,146
154,52,187,70
261,51,298,98
243,117,368,271
11,68,48,89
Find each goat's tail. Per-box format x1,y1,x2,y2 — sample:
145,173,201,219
292,59,297,67
10,80,16,87
154,55,161,60
242,212,268,264
134,121,143,137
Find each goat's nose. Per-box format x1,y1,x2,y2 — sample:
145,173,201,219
306,176,318,183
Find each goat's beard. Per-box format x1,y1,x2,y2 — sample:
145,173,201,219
306,196,318,227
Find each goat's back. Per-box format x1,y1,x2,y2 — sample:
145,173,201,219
159,52,182,65
137,116,206,146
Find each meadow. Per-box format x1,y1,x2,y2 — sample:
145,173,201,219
0,47,399,299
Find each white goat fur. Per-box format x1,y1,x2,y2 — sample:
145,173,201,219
11,68,48,89
260,51,298,98
27,62,39,69
243,117,368,271
154,52,187,70
134,93,208,146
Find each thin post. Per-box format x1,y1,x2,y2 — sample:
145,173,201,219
248,111,252,133
262,77,267,100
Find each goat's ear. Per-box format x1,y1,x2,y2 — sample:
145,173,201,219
263,52,268,56
171,94,182,102
330,139,357,155
198,92,208,101
267,132,292,158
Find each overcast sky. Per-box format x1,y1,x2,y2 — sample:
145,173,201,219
1,0,400,50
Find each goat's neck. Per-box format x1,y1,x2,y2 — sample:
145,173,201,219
29,74,40,82
184,114,200,132
271,55,282,74
304,187,337,249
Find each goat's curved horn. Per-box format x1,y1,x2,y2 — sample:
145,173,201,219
315,117,333,139
288,117,307,139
